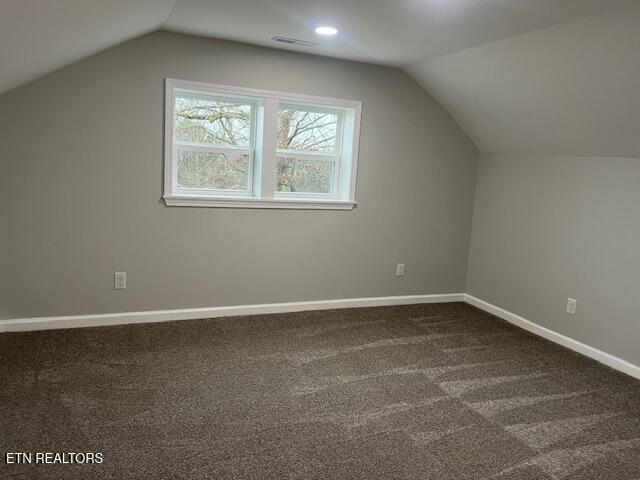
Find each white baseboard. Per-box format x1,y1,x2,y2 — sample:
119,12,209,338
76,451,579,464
2,292,638,381
0,293,465,333
464,294,640,381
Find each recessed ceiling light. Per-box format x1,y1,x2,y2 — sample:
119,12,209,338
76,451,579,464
315,26,338,36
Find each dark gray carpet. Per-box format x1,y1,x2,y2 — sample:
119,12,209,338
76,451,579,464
2,302,640,479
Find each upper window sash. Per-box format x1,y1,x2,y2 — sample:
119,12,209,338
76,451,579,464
174,93,256,149
277,103,343,155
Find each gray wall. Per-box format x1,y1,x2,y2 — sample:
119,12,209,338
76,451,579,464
0,31,478,319
467,152,640,365
0,145,8,319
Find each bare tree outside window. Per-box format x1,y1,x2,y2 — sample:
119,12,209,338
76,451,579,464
276,108,337,153
174,96,340,194
175,96,251,190
175,96,251,146
276,107,339,193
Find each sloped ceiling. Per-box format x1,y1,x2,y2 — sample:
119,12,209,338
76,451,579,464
407,3,640,158
0,0,176,95
2,0,640,158
163,0,636,67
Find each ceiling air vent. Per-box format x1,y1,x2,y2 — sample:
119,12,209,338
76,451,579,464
271,36,319,47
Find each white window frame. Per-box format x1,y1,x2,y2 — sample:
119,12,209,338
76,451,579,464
164,78,362,210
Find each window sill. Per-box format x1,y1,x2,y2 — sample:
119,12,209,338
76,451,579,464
163,195,357,210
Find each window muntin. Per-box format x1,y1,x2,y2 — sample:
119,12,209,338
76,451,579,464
165,79,361,209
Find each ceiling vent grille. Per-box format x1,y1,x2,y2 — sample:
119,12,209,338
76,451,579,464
271,36,319,47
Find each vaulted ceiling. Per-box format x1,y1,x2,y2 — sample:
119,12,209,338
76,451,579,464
407,3,640,158
163,0,636,66
0,0,176,95
2,0,640,158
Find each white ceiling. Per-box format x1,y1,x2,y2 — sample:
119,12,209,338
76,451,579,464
0,0,176,95
407,3,640,158
164,0,637,67
2,0,640,158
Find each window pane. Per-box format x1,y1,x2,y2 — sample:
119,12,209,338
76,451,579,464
276,157,335,194
177,150,249,191
175,95,251,147
277,107,338,153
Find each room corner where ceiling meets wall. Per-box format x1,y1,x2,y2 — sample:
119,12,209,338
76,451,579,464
405,3,640,160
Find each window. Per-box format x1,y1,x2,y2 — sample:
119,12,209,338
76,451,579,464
276,105,340,195
174,94,254,194
164,79,361,209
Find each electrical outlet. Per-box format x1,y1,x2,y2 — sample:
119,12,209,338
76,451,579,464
114,272,127,290
395,263,405,277
566,298,577,315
